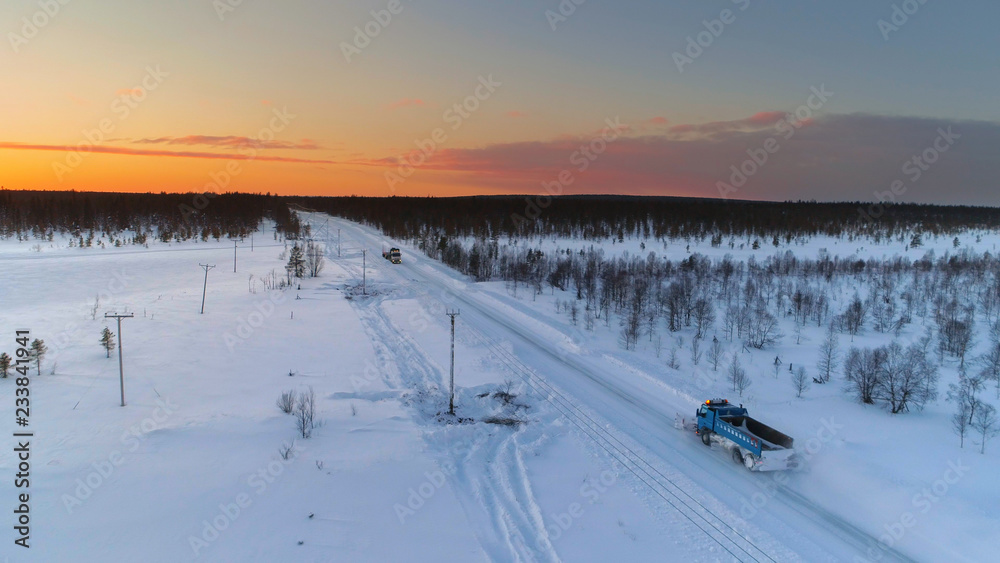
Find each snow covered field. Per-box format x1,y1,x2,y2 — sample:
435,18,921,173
1,215,997,562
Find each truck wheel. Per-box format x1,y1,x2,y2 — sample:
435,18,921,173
700,431,712,446
732,448,744,465
743,454,756,471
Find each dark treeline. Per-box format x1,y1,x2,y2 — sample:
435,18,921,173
0,190,300,242
290,195,1000,242
295,194,1000,422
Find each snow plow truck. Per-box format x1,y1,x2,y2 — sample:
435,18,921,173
382,247,401,264
675,399,798,471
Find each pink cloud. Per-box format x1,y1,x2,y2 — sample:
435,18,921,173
746,111,786,125
116,88,144,97
646,116,669,125
342,113,997,205
506,111,526,118
0,142,335,164
127,135,323,150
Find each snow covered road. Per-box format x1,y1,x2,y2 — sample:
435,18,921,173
324,214,924,563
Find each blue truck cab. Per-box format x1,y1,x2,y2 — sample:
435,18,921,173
695,399,797,471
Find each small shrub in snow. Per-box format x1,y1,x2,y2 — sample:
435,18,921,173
492,380,517,405
295,388,317,438
483,416,525,426
277,390,295,414
0,353,10,378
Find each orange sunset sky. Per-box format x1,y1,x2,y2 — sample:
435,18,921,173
2,1,999,205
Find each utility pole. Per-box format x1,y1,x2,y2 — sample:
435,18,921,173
105,312,134,407
362,249,367,295
251,233,254,252
233,240,238,272
199,263,215,314
447,309,460,415
338,228,341,258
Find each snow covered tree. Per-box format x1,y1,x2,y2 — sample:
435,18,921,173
948,370,986,425
816,325,839,383
844,346,881,405
745,306,781,349
305,242,325,277
690,337,702,366
0,352,10,378
977,340,1000,399
872,342,938,414
29,339,47,376
100,327,116,358
728,356,750,396
287,245,306,278
792,366,810,398
953,401,970,448
971,403,999,454
707,337,723,372
843,294,867,339
692,298,715,339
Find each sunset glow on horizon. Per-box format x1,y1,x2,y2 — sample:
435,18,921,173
3,1,999,205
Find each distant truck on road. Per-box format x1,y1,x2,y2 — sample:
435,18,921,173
382,247,401,264
676,399,798,472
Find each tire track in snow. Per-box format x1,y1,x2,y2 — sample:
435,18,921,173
317,217,556,562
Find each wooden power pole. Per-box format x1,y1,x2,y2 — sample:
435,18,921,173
447,310,460,415
105,312,134,407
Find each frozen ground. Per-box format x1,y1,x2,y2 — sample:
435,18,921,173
0,215,995,562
